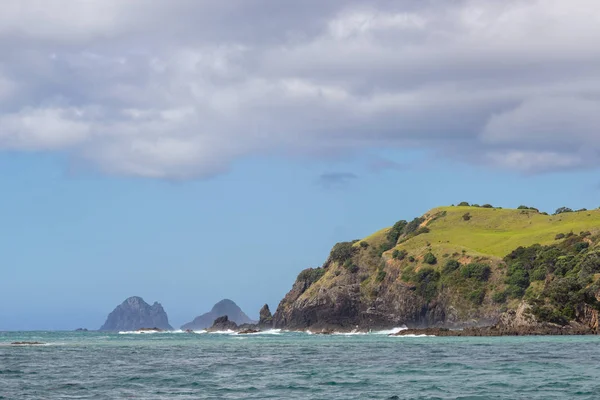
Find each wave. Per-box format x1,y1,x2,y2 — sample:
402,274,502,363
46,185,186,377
390,334,435,337
370,326,408,335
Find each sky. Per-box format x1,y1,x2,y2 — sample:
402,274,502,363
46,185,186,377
1,0,600,330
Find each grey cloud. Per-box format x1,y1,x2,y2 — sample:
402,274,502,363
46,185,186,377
0,0,599,178
317,172,358,189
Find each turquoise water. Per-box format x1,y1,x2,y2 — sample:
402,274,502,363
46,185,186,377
1,331,600,399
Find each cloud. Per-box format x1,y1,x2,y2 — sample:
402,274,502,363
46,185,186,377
317,172,358,189
0,0,599,178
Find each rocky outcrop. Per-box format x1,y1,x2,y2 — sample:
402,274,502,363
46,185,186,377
99,296,173,331
259,304,273,327
207,315,239,332
272,266,477,331
181,299,253,330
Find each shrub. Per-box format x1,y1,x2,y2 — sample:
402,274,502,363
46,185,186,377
468,289,486,305
343,259,359,273
423,252,437,265
458,202,470,206
492,291,507,303
461,263,491,281
330,242,356,263
404,217,425,235
392,249,408,260
530,267,546,281
376,270,387,283
443,259,461,274
415,268,440,301
462,213,471,221
575,242,590,252
387,220,408,244
297,268,325,285
482,204,493,208
555,233,566,240
554,207,573,215
408,256,416,262
359,241,369,248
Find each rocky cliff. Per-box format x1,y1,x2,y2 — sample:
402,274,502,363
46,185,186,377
181,299,253,330
273,205,600,332
100,296,173,331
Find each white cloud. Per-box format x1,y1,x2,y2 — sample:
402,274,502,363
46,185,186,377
0,0,599,177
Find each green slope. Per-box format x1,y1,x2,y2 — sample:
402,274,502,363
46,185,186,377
384,206,600,259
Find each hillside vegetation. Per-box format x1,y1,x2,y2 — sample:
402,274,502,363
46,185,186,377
274,204,600,330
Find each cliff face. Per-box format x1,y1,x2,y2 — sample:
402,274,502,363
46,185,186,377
100,296,173,331
273,206,600,331
181,299,253,330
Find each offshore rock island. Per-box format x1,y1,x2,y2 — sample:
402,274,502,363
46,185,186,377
100,296,173,331
269,204,600,335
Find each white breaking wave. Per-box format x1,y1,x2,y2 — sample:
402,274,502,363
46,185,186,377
390,334,435,337
370,326,408,335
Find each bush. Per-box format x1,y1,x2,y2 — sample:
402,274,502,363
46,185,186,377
492,291,507,303
408,256,415,262
376,270,387,283
404,217,425,235
415,268,440,301
343,259,359,273
461,263,491,281
555,233,566,240
423,252,437,265
554,207,573,215
530,267,547,281
387,220,408,244
443,259,461,274
462,212,471,221
458,202,470,206
468,289,486,305
482,204,493,208
330,242,357,263
359,241,369,248
392,249,408,260
297,268,325,285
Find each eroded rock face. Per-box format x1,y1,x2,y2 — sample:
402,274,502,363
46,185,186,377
99,296,173,331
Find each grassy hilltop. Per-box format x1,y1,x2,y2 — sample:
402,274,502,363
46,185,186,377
275,204,600,329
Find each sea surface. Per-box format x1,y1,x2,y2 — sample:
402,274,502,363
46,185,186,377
1,330,599,399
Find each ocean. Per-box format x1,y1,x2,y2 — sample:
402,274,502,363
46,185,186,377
1,330,599,399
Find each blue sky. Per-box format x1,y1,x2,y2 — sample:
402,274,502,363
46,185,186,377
1,0,600,329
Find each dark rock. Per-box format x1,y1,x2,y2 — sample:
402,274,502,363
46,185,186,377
181,299,254,330
259,304,273,327
75,328,88,332
137,327,164,332
99,296,173,331
207,315,238,332
184,329,194,333
238,329,261,334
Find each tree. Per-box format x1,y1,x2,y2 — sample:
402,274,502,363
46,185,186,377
423,252,437,265
554,207,573,215
458,202,470,206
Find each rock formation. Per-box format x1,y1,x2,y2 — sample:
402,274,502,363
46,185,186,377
207,315,239,332
99,296,173,331
259,304,273,328
181,299,253,330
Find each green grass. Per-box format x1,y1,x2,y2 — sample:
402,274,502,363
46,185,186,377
387,206,600,259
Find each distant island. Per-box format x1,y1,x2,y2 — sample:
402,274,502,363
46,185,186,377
181,299,253,330
99,296,173,331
